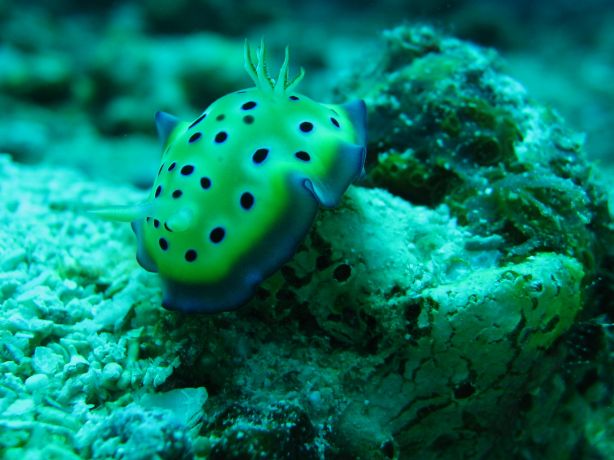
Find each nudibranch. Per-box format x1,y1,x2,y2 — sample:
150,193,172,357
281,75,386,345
95,41,367,313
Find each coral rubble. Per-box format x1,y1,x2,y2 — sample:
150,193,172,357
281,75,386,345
1,24,612,460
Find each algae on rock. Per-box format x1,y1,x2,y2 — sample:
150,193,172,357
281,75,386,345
1,24,612,460
348,25,609,276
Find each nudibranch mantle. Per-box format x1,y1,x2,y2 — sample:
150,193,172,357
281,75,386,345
96,41,367,313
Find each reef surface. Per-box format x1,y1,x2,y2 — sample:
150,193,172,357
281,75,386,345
1,23,613,460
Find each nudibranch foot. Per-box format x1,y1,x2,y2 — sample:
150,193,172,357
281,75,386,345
340,100,368,146
155,111,180,146
161,276,256,314
131,219,157,273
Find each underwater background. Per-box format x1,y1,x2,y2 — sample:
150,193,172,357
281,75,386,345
1,0,613,458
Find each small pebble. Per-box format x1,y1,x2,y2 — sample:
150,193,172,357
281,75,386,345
102,362,123,384
25,373,50,391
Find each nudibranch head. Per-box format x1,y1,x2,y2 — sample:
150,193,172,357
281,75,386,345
98,41,367,313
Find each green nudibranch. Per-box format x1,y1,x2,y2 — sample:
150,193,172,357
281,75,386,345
95,41,367,313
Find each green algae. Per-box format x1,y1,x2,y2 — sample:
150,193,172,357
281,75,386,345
350,25,610,287
1,23,612,460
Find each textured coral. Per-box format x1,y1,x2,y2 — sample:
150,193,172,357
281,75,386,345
0,157,205,458
348,25,609,276
1,24,612,460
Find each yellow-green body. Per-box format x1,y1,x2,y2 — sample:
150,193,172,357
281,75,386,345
97,42,367,313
